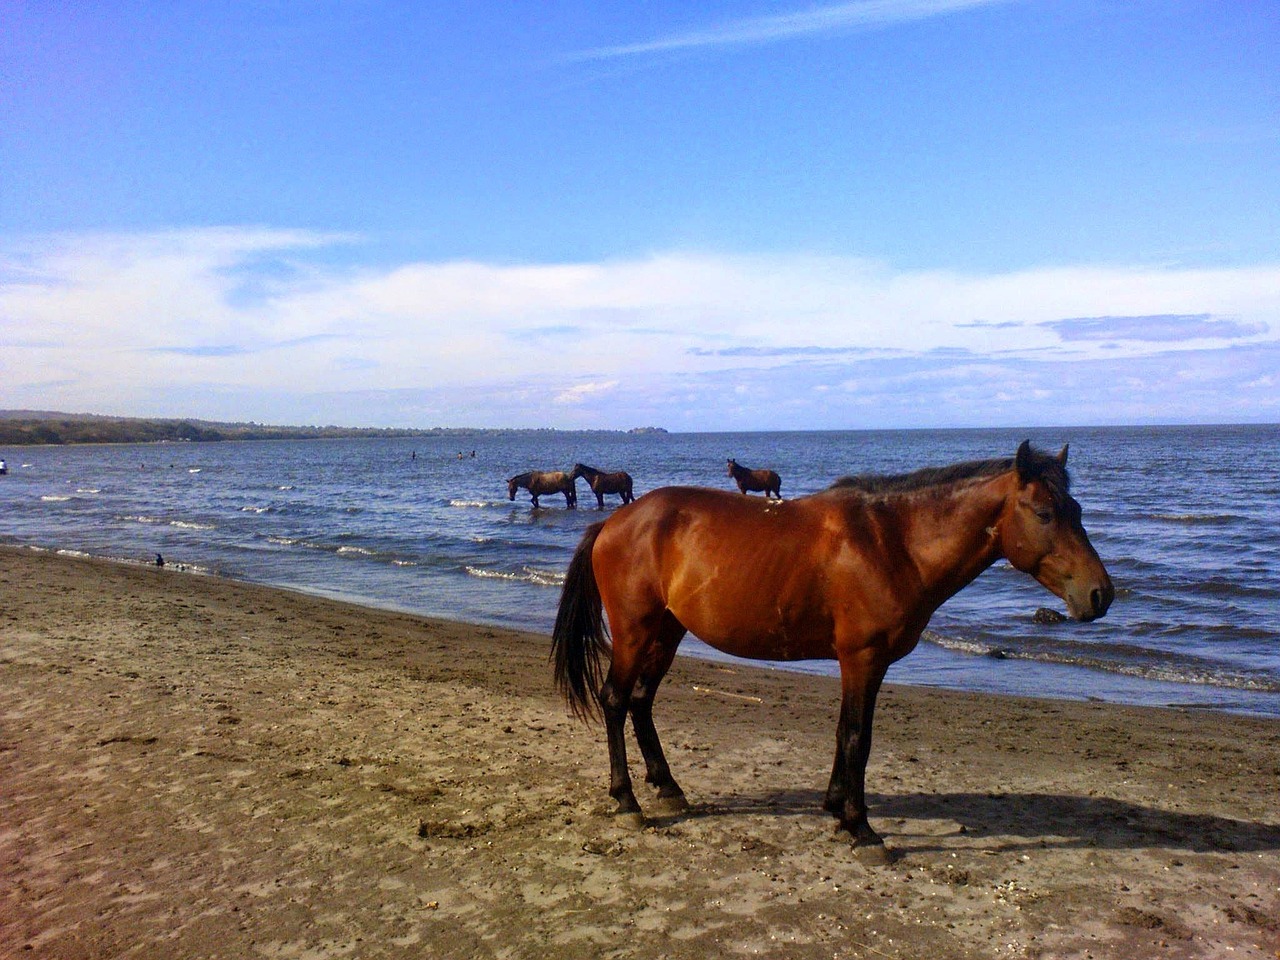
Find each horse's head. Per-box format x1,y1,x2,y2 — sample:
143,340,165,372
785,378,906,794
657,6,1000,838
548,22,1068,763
507,476,520,500
996,441,1114,622
570,463,587,480
726,459,737,476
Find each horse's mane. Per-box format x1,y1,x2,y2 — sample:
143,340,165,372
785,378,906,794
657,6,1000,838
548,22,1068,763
510,471,533,483
830,446,1071,506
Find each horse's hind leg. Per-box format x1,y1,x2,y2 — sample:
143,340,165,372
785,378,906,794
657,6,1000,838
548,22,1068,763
599,667,643,825
630,614,688,816
598,611,684,826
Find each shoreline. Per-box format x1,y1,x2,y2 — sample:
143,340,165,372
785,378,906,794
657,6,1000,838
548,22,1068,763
2,546,1278,958
10,539,1279,721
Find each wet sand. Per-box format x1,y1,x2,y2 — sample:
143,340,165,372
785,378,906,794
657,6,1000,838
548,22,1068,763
2,546,1278,959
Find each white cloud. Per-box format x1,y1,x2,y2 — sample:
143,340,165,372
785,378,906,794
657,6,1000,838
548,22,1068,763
572,0,1015,61
554,380,619,405
1,227,1277,428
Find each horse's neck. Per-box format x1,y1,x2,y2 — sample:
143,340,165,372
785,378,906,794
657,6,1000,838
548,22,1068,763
899,473,1010,606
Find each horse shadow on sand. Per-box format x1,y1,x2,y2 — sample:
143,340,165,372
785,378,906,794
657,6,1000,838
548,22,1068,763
659,787,1280,856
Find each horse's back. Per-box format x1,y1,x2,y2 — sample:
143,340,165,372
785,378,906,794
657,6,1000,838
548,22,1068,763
534,470,572,488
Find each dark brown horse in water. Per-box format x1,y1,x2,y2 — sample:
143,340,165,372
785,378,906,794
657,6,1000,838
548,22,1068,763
552,442,1113,862
507,470,577,509
726,458,781,499
571,463,635,509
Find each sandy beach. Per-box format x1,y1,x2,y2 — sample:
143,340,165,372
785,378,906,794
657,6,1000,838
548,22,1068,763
2,546,1277,959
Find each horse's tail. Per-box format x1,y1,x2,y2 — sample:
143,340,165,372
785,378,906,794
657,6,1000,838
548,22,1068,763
552,521,611,721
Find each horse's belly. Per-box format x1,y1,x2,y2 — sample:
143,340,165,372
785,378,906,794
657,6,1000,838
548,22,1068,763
669,590,837,662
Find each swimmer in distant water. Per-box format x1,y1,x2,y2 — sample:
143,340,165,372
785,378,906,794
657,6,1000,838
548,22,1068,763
0,458,7,475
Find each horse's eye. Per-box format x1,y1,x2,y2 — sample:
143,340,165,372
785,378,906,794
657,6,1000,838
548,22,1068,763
1036,510,1054,525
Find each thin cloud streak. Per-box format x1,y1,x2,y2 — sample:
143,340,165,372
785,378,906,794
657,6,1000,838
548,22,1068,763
1044,315,1267,344
572,0,1014,61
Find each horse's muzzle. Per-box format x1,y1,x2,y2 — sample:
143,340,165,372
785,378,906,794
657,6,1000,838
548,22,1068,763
1069,577,1114,622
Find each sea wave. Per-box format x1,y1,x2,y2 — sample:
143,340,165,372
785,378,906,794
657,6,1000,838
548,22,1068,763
465,565,565,588
921,630,1280,694
1146,512,1240,526
264,534,418,567
118,514,216,531
1184,579,1280,601
41,495,73,502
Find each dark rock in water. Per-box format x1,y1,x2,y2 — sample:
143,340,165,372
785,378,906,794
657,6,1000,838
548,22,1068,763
985,648,1009,660
1033,607,1067,624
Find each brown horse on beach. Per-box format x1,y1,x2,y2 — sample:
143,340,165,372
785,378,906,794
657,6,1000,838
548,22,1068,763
571,463,635,509
726,458,781,499
507,470,577,509
552,442,1113,862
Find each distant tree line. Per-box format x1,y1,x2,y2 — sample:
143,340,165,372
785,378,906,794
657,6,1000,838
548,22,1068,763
0,414,450,446
0,411,655,446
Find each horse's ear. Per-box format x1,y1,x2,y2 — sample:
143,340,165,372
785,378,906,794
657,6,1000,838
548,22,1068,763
1057,444,1069,466
1015,440,1035,484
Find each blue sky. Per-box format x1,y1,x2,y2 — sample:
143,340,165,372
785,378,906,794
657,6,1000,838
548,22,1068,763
2,0,1277,430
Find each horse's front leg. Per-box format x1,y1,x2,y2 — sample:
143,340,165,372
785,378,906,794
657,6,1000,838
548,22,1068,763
829,658,893,864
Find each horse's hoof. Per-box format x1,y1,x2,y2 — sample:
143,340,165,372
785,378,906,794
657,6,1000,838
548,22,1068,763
649,794,689,817
853,842,897,866
615,811,646,832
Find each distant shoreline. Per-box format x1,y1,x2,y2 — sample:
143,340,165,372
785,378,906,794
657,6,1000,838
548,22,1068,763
0,410,667,446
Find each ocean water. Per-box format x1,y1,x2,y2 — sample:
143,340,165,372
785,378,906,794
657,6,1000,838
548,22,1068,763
3,425,1278,718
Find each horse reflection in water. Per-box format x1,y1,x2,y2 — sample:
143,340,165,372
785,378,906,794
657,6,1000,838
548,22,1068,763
553,442,1113,862
571,463,635,510
507,470,577,509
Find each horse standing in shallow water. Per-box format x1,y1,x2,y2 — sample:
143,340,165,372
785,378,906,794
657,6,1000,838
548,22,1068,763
553,442,1113,862
571,463,635,509
507,470,577,509
726,458,781,499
